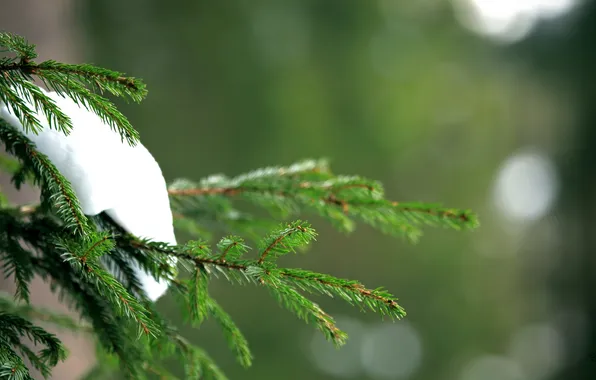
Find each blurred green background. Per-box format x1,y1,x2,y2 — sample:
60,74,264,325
82,1,590,379
8,0,596,379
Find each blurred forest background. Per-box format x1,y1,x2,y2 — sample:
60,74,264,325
2,0,596,379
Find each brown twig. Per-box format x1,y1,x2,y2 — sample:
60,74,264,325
0,61,141,91
130,239,401,314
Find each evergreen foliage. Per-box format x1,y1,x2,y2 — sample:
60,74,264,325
0,32,479,379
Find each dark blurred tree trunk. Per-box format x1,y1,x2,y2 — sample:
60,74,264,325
0,1,95,378
559,4,596,378
519,3,596,378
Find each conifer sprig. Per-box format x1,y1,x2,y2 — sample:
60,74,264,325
34,61,146,101
0,78,71,135
0,312,67,379
169,159,478,242
0,293,90,333
0,233,33,304
0,210,149,378
175,274,252,368
126,220,406,350
55,233,160,338
0,118,91,236
0,31,144,144
171,333,228,380
0,33,37,61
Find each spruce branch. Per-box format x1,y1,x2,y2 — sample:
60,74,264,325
0,77,72,135
38,72,140,145
157,327,226,380
0,32,144,145
116,324,229,380
205,298,252,368
0,31,480,379
257,221,316,264
174,271,252,368
0,209,36,304
177,340,228,380
34,61,145,99
216,236,250,261
0,119,91,236
0,237,33,304
0,292,91,333
0,312,67,379
55,233,160,338
124,221,405,348
275,269,405,317
0,32,37,61
101,248,148,302
0,339,31,380
187,266,210,324
32,259,149,379
258,268,348,346
169,159,479,242
13,214,150,378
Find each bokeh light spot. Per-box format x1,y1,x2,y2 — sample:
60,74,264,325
460,355,525,380
361,322,423,379
492,149,558,223
453,0,577,43
309,316,365,378
508,323,565,379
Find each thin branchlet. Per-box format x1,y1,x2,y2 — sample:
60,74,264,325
127,223,406,322
168,161,478,242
